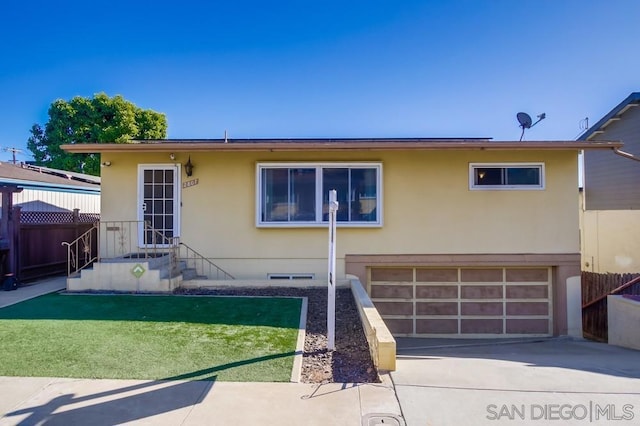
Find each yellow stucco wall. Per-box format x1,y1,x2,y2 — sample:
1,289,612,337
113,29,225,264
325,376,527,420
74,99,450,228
100,150,579,279
581,209,640,273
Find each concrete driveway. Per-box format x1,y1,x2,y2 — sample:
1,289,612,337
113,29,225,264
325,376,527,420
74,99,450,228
392,337,640,426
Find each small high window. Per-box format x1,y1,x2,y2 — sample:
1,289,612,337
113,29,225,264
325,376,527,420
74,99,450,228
470,163,544,190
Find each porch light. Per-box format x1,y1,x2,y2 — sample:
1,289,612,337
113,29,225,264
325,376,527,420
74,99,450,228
184,156,194,177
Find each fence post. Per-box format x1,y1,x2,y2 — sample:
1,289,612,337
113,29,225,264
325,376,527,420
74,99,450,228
73,209,81,241
9,206,22,281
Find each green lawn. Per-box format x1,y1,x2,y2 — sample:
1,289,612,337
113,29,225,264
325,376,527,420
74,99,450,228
0,293,302,382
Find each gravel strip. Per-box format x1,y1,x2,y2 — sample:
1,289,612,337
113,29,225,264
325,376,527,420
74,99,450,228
175,286,380,383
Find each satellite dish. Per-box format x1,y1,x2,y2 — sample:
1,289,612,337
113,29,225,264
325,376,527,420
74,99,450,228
516,111,546,141
517,112,532,129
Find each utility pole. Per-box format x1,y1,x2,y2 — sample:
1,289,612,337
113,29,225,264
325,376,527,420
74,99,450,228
3,148,22,164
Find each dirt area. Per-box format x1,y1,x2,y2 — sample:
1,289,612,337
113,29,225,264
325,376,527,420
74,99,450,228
175,286,380,383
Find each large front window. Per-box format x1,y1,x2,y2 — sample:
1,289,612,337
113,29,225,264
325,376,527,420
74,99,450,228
257,163,382,227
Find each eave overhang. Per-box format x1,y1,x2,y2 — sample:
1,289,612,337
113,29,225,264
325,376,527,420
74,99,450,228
578,92,640,141
61,139,623,154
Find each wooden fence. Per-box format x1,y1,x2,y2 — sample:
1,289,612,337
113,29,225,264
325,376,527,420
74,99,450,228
582,271,640,342
15,209,99,281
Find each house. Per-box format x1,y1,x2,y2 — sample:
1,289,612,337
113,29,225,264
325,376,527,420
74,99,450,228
0,162,100,217
0,162,100,280
578,92,640,273
62,138,620,338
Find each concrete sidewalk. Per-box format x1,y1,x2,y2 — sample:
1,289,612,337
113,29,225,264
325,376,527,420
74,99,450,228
0,276,405,425
0,376,401,425
0,275,66,308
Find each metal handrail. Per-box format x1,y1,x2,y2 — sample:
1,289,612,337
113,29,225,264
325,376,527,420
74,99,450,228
63,220,231,282
100,220,177,260
178,242,234,280
62,223,99,277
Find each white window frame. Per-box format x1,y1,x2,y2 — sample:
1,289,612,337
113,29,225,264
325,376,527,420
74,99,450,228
469,162,545,191
137,163,181,247
256,162,383,228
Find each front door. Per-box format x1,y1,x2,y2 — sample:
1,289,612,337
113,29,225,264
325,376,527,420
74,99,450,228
137,164,181,247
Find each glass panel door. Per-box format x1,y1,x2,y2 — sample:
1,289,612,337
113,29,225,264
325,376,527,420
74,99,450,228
138,165,180,246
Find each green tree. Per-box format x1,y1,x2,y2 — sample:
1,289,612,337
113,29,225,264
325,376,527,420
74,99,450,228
27,93,167,175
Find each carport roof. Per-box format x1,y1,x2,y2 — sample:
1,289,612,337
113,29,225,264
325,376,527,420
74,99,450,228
62,138,623,153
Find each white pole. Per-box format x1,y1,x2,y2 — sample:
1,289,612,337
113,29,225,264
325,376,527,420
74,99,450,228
327,189,338,351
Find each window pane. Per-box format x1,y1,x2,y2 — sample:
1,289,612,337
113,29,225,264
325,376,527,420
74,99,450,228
152,216,163,230
323,168,349,221
351,168,377,222
263,169,288,221
475,168,503,185
506,167,540,185
290,168,316,221
164,215,174,230
259,164,381,225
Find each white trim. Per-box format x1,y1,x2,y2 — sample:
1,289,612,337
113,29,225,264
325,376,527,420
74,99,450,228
469,162,545,191
137,164,181,247
255,162,383,228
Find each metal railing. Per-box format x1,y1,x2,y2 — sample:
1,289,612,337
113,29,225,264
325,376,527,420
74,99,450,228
62,223,99,277
178,242,235,280
63,220,233,281
99,220,176,260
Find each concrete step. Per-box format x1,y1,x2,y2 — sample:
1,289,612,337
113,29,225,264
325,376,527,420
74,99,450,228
181,268,207,281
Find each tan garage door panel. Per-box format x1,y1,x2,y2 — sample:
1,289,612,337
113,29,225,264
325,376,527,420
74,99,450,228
370,267,552,338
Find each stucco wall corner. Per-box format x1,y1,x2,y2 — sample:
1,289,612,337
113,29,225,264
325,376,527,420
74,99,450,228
565,275,583,338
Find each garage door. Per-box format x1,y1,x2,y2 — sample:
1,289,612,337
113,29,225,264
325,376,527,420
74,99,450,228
369,267,552,337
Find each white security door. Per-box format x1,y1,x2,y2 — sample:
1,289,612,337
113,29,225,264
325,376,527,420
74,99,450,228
138,164,181,247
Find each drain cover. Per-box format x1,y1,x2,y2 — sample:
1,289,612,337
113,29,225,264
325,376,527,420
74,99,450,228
362,413,405,426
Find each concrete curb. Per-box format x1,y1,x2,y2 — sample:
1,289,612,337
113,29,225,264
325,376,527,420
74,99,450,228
290,297,308,382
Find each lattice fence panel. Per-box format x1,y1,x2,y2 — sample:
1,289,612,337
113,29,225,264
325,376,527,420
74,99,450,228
19,211,100,224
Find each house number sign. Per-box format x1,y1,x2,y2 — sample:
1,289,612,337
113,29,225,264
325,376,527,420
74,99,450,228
183,178,199,188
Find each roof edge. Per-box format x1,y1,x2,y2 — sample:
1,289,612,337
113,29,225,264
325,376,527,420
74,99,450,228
578,92,640,140
61,139,623,154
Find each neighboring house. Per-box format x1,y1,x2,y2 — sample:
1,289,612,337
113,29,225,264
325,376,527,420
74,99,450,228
578,92,640,273
0,162,100,280
0,162,100,217
63,138,620,338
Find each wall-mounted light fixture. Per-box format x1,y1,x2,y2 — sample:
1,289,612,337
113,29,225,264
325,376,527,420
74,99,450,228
169,153,176,161
184,156,194,177
101,161,112,167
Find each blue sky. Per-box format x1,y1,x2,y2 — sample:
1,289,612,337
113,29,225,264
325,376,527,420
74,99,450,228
1,1,639,163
